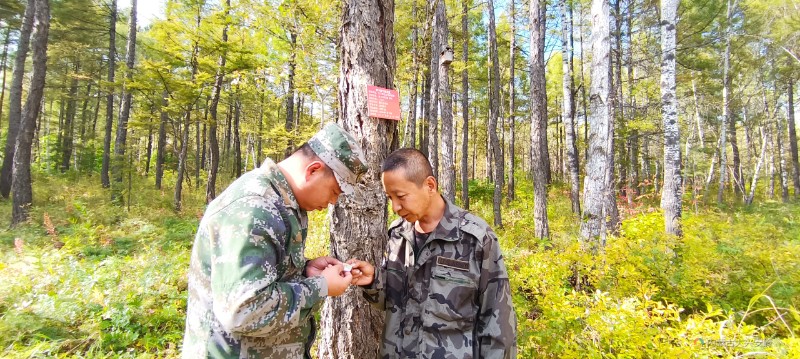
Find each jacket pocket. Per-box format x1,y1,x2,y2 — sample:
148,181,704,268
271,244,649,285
426,264,478,324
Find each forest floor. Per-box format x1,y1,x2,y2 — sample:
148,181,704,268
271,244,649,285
1,171,798,358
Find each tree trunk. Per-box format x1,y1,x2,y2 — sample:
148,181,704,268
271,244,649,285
11,0,49,226
0,26,11,138
729,109,743,194
206,0,230,202
0,0,35,198
788,78,800,198
487,0,504,227
112,0,137,202
284,30,297,158
436,0,454,202
580,0,612,248
460,0,470,209
155,91,168,190
232,95,242,178
145,125,153,175
528,0,548,236
404,0,419,149
174,9,201,212
579,3,589,163
746,126,768,205
427,0,441,178
561,0,580,215
318,0,396,355
102,0,117,188
718,0,733,203
660,0,682,237
60,61,79,173
507,0,516,202
421,71,430,157
538,1,551,185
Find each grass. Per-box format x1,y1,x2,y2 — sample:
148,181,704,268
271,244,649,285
0,169,798,358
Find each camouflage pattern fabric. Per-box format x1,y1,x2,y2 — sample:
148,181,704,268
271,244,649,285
182,159,326,359
308,122,368,195
363,197,517,359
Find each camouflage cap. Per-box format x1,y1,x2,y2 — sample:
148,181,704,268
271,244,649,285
308,123,368,195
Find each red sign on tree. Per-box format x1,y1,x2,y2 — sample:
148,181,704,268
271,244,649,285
366,85,401,121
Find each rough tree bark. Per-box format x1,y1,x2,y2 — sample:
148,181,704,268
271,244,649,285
529,0,549,237
461,0,470,209
317,0,397,356
660,0,682,237
488,0,504,227
427,0,441,177
112,0,137,202
788,78,800,198
101,0,117,188
0,0,35,198
508,0,516,202
11,0,49,226
437,0,455,202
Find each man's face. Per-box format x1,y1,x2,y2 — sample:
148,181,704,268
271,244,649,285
381,169,434,224
296,161,342,211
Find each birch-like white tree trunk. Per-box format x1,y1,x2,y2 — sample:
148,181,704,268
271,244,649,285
427,0,441,177
580,0,612,247
718,0,734,203
660,0,682,236
561,0,580,215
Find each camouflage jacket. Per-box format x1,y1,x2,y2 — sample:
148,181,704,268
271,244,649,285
363,197,517,359
182,159,327,359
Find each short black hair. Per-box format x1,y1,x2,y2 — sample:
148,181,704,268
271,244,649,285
381,148,434,186
293,142,317,159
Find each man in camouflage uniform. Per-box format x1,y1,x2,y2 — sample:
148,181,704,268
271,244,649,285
349,148,517,359
182,123,368,359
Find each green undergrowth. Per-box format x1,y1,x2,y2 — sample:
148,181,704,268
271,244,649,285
0,171,798,358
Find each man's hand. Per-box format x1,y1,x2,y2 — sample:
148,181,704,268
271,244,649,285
305,256,342,277
346,259,375,286
321,264,352,297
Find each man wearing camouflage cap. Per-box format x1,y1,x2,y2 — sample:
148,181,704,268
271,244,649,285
348,148,517,359
182,123,368,359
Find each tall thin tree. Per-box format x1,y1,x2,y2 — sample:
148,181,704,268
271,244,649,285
11,0,49,225
206,0,230,202
437,0,455,202
787,78,800,197
561,0,580,215
660,0,682,236
112,0,137,202
580,0,612,248
460,0,470,209
0,0,35,198
488,0,504,227
529,0,549,236
508,0,517,201
101,0,117,188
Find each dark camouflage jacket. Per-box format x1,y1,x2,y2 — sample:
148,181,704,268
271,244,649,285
182,159,326,359
363,197,517,359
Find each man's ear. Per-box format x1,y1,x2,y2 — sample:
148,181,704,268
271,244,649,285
305,161,324,181
425,176,437,193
